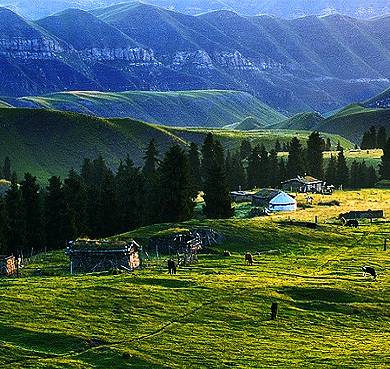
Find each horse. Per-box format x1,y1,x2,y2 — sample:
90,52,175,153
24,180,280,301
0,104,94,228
167,258,176,274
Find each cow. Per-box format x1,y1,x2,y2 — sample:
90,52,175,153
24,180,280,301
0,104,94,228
245,252,254,265
223,250,231,257
341,217,358,227
271,302,278,320
362,266,376,279
167,258,176,274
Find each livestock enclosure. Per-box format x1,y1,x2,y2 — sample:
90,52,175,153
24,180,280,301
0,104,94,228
0,189,390,368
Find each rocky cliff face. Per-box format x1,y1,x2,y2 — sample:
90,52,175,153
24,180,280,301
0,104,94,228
0,36,69,59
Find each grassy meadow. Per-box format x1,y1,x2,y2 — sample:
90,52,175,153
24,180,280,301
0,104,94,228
1,189,390,368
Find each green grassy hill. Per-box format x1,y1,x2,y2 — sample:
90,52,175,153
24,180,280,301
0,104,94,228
315,103,390,144
5,90,286,128
0,107,352,182
1,189,389,368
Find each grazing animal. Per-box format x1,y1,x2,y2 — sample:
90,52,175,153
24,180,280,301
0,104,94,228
223,250,231,257
362,266,376,279
341,217,358,227
167,258,176,274
245,252,254,265
271,302,278,320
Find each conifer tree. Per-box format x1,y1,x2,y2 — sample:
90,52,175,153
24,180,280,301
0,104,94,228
336,148,349,188
3,156,11,181
377,126,388,150
325,154,338,186
379,137,390,180
306,131,324,179
100,170,120,237
229,152,247,190
159,145,195,223
188,142,202,196
239,139,252,159
0,196,10,254
287,137,306,178
142,138,159,178
5,172,26,255
201,134,234,219
44,176,67,249
349,160,360,188
63,169,88,238
247,144,262,189
116,155,144,232
268,149,280,188
20,173,46,253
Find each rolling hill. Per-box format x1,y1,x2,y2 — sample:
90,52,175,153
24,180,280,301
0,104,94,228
2,90,286,127
272,103,390,145
0,107,351,182
0,4,390,116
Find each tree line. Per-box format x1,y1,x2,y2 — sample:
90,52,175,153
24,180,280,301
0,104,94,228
1,131,390,256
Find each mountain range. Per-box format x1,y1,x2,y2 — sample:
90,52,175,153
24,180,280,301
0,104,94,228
2,0,390,20
1,2,390,116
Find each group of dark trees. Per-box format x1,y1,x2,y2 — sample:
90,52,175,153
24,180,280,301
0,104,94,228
0,133,234,256
1,130,390,256
360,126,388,150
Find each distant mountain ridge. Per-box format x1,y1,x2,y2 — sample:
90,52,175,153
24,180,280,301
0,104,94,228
1,3,390,115
2,0,390,20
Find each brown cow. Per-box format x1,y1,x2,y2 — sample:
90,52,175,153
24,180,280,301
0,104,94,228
245,252,254,265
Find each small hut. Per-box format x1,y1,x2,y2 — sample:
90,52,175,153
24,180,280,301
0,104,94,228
252,189,296,212
66,239,141,273
0,255,16,276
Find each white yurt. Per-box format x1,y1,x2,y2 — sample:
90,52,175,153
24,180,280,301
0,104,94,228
267,191,297,212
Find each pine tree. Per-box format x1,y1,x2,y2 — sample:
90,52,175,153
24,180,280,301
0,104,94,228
5,172,26,255
306,131,324,179
159,145,195,223
100,170,120,237
20,173,46,253
230,152,247,190
336,149,349,188
142,138,159,178
325,154,338,186
268,149,280,188
3,156,11,181
247,144,262,189
325,138,332,151
188,142,201,196
377,126,388,150
44,176,67,249
379,138,390,180
240,139,252,159
63,169,88,238
116,155,144,232
274,139,282,152
287,137,306,178
349,160,360,189
0,196,10,254
201,134,234,219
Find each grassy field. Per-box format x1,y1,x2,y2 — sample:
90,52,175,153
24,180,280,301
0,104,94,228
1,189,390,368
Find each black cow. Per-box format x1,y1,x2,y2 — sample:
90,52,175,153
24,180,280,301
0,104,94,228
362,266,376,279
168,258,176,274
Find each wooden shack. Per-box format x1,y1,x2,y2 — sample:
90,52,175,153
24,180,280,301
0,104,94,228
66,239,141,273
0,255,16,276
148,229,203,266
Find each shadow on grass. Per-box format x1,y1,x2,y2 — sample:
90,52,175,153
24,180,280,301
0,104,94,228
0,323,87,355
132,277,196,289
282,286,368,303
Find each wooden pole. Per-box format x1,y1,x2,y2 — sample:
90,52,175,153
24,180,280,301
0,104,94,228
384,238,387,251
